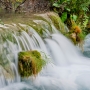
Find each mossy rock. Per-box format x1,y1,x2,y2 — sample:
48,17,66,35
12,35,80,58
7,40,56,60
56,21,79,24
48,12,66,33
18,50,46,77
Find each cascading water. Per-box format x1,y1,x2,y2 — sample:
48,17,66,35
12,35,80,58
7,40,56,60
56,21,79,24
83,34,90,58
0,12,90,90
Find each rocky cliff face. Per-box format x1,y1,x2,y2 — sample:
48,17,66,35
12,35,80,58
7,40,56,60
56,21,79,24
15,0,50,13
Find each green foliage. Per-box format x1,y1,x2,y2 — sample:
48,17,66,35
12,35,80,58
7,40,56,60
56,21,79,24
50,0,90,44
61,12,67,22
70,14,77,22
50,0,90,28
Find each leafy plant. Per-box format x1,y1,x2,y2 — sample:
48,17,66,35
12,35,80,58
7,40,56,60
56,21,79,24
50,0,90,42
51,0,90,20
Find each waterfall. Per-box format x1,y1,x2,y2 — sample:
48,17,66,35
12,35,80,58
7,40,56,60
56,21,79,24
0,12,90,90
83,34,90,58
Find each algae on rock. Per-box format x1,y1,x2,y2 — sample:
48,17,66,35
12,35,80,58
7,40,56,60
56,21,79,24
18,50,46,77
48,12,67,34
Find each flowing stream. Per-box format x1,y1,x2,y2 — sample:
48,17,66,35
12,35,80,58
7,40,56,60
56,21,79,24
0,12,90,90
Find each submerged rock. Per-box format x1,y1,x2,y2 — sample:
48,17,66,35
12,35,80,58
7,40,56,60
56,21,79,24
18,50,46,77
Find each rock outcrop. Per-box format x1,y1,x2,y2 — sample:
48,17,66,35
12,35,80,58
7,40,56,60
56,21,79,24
15,0,50,13
18,50,46,77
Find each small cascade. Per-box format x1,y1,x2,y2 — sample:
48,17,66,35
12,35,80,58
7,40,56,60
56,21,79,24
0,12,90,90
45,38,68,66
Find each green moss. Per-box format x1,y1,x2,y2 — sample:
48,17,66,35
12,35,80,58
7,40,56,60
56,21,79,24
28,19,52,37
48,12,66,34
29,23,44,37
18,50,46,77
